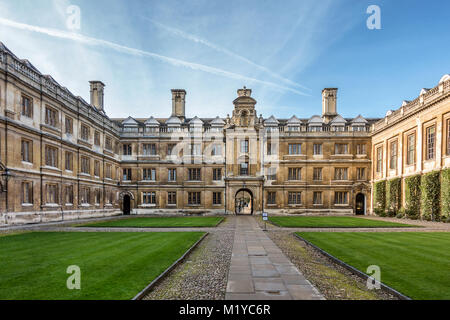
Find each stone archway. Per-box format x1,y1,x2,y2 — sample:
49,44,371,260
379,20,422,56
119,191,134,215
355,193,366,215
235,189,253,215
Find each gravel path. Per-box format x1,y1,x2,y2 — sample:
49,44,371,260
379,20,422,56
144,217,235,300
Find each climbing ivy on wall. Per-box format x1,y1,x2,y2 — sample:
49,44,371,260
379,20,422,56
440,168,450,219
420,171,441,221
373,180,386,215
386,178,401,214
404,174,421,219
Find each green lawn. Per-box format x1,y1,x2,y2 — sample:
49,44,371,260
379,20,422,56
269,216,416,228
0,231,204,300
80,216,224,228
296,232,450,300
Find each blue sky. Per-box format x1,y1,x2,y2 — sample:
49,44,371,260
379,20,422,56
0,0,449,119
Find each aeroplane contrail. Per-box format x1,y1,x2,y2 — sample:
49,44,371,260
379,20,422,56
0,17,309,96
143,17,310,91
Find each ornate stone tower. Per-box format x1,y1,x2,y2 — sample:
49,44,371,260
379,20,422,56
171,89,186,119
322,88,338,123
90,81,105,112
232,87,257,127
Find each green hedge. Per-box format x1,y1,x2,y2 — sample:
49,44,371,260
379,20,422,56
420,171,441,221
373,180,386,215
386,178,401,215
441,168,450,219
404,174,421,219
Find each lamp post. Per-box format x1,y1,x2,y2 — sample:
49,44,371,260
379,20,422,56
0,166,12,193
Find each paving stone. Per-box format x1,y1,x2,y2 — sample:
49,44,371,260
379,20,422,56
226,280,254,293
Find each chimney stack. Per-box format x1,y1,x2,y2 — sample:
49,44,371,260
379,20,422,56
322,88,337,121
171,89,186,118
90,81,105,111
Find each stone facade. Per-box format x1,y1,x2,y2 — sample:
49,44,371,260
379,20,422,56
1,43,449,225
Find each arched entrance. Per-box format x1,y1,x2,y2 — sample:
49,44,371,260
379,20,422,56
123,195,131,215
235,189,253,215
355,193,365,215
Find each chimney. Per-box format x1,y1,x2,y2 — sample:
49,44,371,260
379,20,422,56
90,81,105,111
171,89,186,118
322,88,337,121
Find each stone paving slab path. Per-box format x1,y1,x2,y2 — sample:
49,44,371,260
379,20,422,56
226,216,324,300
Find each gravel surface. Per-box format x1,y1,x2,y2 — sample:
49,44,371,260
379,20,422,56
144,217,235,300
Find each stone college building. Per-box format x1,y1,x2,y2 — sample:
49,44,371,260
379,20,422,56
1,42,450,225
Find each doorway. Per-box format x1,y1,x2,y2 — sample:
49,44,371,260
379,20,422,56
355,193,365,215
235,189,253,215
123,194,131,215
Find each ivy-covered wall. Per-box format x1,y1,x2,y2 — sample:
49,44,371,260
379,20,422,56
386,178,401,214
404,174,421,219
373,180,386,215
420,171,441,221
440,168,450,219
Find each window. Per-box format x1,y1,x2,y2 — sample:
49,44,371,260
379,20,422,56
188,168,201,181
357,168,366,180
45,146,58,168
81,157,90,174
240,139,249,153
105,164,112,179
167,144,176,156
143,168,156,181
313,144,322,155
188,192,201,205
105,136,112,151
288,192,302,205
266,167,277,181
94,189,101,204
21,139,32,163
267,142,276,155
123,168,132,181
21,95,33,117
447,119,450,156
80,187,90,205
356,144,366,155
94,131,100,146
168,168,177,181
240,162,249,175
65,117,73,134
80,124,90,141
143,192,156,204
65,151,73,171
94,160,100,177
389,141,397,170
213,168,222,181
46,184,58,204
334,168,348,180
45,107,57,127
123,144,132,155
313,192,322,205
376,147,383,173
267,192,276,205
288,144,301,155
288,168,301,180
143,143,157,156
426,125,436,160
313,168,322,181
335,144,348,154
335,192,348,204
22,182,33,204
190,144,201,156
65,185,73,204
406,134,415,165
211,144,222,156
167,192,177,205
213,192,222,205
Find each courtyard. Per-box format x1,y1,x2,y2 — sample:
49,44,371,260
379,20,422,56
1,214,449,300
